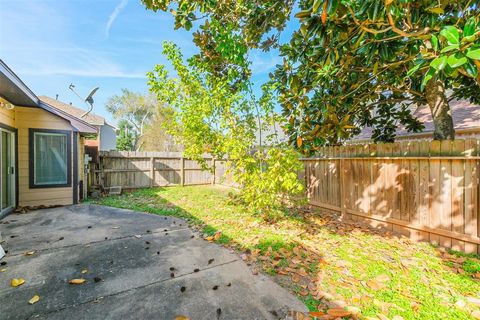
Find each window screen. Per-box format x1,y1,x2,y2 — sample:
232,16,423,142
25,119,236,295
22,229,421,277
33,132,68,185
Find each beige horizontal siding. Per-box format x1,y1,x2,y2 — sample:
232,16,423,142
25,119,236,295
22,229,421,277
0,99,15,127
17,188,72,200
20,198,73,207
15,107,74,207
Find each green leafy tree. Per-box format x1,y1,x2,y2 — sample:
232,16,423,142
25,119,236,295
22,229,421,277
106,89,155,150
142,0,480,151
140,107,183,151
116,120,136,151
148,42,304,220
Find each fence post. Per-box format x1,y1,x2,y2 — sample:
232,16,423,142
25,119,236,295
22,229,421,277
150,157,155,187
340,158,346,220
211,158,215,185
99,155,105,188
180,157,185,186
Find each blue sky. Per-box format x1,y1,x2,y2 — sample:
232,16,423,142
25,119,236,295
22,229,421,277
0,0,289,124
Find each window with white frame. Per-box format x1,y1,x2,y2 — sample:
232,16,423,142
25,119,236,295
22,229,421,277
29,129,71,187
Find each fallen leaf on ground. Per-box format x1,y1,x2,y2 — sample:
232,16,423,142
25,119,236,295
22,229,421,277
308,311,325,317
472,310,480,319
205,236,214,242
292,274,301,283
0,268,6,272
25,251,35,256
175,316,190,320
297,268,308,277
327,308,351,317
11,278,25,287
69,278,86,284
345,306,360,315
213,231,222,240
288,311,310,320
411,301,420,312
293,246,302,256
251,249,261,257
29,295,40,305
81,269,88,274
375,274,391,283
366,279,387,290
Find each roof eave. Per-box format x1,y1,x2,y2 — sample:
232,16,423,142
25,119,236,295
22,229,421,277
39,101,98,134
0,59,39,107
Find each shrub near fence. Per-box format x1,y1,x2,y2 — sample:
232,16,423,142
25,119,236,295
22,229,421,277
95,151,232,189
302,139,480,253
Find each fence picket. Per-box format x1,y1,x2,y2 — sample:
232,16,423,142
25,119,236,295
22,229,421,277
301,139,480,253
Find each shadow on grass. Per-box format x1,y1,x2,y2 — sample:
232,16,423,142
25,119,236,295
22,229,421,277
91,186,480,320
90,187,362,318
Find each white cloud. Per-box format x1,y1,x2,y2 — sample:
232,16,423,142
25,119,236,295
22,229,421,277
18,67,146,79
105,0,129,37
4,44,147,79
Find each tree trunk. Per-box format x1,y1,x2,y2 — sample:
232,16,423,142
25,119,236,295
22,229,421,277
425,79,455,140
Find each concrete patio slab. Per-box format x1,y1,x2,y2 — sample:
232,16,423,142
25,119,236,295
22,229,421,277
0,205,306,320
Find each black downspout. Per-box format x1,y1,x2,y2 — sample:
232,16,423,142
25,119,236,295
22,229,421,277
73,132,78,204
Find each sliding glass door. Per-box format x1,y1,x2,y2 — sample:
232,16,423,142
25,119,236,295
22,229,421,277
1,128,15,215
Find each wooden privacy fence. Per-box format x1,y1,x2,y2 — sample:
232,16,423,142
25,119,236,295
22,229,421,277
94,151,232,189
302,139,480,253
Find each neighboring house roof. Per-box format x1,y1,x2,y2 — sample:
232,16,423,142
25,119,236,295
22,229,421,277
0,59,97,134
353,100,480,141
39,95,106,126
39,101,97,134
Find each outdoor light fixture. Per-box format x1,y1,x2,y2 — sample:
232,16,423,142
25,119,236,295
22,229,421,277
0,101,15,110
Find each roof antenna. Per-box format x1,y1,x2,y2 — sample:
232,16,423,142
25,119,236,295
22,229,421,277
68,83,100,118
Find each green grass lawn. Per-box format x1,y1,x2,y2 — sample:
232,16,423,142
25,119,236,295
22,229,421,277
91,185,480,320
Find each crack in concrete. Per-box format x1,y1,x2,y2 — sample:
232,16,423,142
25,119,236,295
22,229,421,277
5,227,192,257
26,259,239,319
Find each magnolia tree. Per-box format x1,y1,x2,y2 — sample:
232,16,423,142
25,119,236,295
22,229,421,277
143,0,480,152
147,42,304,220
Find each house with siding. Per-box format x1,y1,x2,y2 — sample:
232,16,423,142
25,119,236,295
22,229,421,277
38,96,117,151
0,60,97,218
352,100,480,142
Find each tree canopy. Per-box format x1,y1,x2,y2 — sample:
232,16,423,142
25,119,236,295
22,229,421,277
143,0,480,152
116,120,136,151
106,89,155,150
148,42,304,219
106,89,178,151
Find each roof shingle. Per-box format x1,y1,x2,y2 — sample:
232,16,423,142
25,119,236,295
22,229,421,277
353,100,480,140
39,95,105,126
